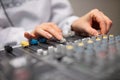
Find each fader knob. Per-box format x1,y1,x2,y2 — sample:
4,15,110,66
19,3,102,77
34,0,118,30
48,46,54,55
66,45,75,57
38,37,47,43
29,39,38,45
37,49,43,56
21,41,29,47
4,45,13,53
62,56,74,64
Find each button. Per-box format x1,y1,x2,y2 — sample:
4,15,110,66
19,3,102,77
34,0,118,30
96,38,101,41
61,45,66,55
66,45,75,57
42,51,48,56
95,38,101,47
66,45,73,50
37,49,43,55
74,39,81,44
57,44,66,55
109,34,114,38
109,34,114,41
115,36,120,42
103,35,108,42
38,38,47,43
60,38,66,43
70,31,75,36
87,39,94,49
91,36,96,42
52,45,65,60
75,42,84,50
97,35,102,39
48,46,54,55
102,35,108,43
103,35,108,39
51,47,62,59
61,56,74,64
29,39,39,45
87,39,93,44
78,42,84,47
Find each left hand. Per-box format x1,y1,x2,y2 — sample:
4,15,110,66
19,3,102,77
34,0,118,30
71,9,112,36
24,23,63,40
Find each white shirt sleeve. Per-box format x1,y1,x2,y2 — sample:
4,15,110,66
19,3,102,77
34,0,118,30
50,0,79,36
58,16,79,37
0,27,27,49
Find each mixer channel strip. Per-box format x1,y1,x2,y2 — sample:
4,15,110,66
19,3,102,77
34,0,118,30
0,34,120,80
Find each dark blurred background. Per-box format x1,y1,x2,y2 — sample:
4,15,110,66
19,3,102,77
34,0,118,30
69,0,120,35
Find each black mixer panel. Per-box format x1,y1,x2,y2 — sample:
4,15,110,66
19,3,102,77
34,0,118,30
0,34,120,80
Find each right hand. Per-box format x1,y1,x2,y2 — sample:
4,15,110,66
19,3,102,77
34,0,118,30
71,9,112,36
24,23,63,40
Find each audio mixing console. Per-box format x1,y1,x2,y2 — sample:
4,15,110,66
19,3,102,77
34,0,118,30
0,34,120,80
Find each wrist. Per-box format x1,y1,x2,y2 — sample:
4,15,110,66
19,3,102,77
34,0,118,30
71,18,79,31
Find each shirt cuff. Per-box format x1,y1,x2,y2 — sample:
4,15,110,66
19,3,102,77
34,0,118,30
58,16,79,37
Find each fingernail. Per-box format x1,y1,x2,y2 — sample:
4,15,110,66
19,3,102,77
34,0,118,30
47,34,52,39
60,38,66,43
58,31,62,34
94,32,99,36
58,35,63,40
95,33,99,36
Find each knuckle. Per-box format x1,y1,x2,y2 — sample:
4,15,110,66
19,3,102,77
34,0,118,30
107,20,112,27
35,25,40,30
93,9,99,11
46,26,51,30
90,9,100,17
101,21,106,25
41,23,47,26
48,22,56,26
91,9,99,13
51,22,56,25
50,28,55,33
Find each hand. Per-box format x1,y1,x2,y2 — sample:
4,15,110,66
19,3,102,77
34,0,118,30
24,23,63,40
71,9,112,36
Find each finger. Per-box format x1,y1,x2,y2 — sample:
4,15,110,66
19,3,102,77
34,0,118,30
24,32,36,39
50,23,62,34
93,12,107,34
41,23,62,36
100,12,112,33
36,29,53,39
44,27,63,40
84,24,99,36
99,21,107,34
